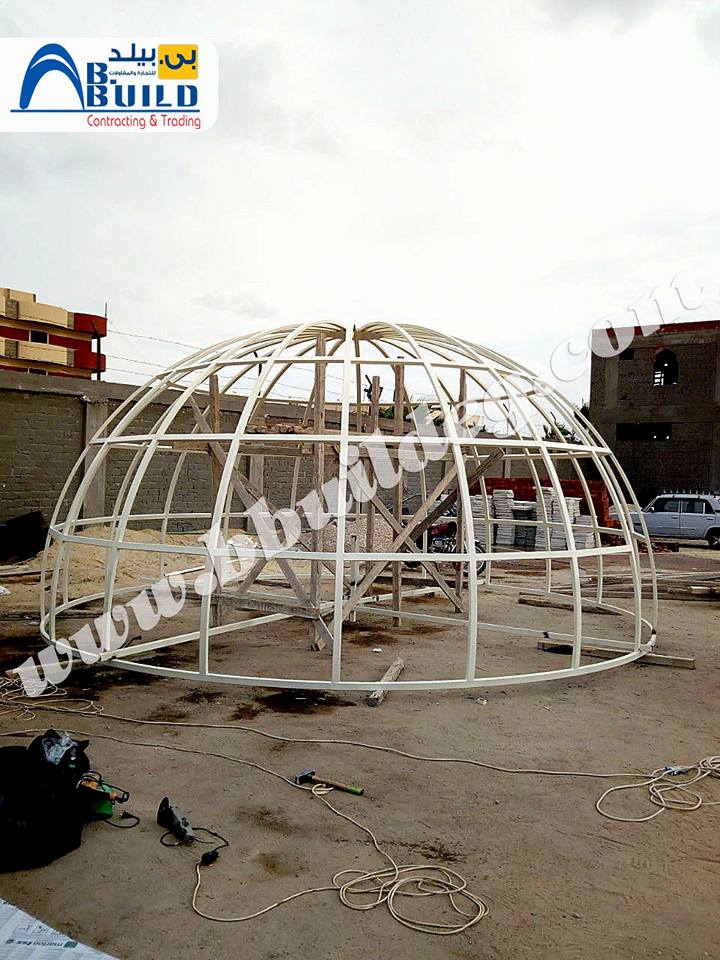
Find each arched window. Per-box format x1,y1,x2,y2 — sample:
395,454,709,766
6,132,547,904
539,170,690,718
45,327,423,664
652,348,678,387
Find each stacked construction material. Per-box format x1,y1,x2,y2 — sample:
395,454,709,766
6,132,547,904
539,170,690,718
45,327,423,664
492,488,515,547
550,496,580,549
573,514,595,549
466,487,595,553
534,488,555,551
512,502,536,549
534,491,592,551
469,494,491,550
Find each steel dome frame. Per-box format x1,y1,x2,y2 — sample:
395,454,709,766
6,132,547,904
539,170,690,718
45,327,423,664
40,321,658,690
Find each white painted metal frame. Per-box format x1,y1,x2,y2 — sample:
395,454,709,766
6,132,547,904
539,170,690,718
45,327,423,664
40,321,658,691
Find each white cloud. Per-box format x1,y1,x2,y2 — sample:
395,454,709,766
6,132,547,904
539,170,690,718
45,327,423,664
1,0,719,400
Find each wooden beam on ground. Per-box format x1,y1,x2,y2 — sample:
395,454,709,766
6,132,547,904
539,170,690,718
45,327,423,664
219,593,331,620
0,609,105,621
366,656,405,706
519,594,620,616
536,641,695,669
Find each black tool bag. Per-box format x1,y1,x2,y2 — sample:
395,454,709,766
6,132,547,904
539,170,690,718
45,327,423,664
0,730,92,871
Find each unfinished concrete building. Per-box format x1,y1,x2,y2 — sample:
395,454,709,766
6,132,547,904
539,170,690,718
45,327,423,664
590,319,720,505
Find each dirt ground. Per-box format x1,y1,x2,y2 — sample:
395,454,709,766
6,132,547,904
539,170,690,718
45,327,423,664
0,547,718,959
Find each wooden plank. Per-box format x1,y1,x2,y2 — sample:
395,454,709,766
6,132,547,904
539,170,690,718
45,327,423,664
367,656,405,706
0,565,42,579
363,490,465,611
342,448,505,620
454,369,467,599
341,466,460,620
188,395,344,586
209,373,223,491
537,641,695,669
208,373,223,629
365,375,381,579
0,609,104,621
392,363,404,626
289,385,316,510
219,594,329,620
518,594,619,616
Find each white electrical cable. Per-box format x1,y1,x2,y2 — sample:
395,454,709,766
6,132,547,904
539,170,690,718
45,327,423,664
595,757,720,822
0,697,489,934
191,782,488,933
0,680,717,823
0,678,717,934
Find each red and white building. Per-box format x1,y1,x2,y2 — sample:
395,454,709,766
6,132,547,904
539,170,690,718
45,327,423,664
0,286,106,379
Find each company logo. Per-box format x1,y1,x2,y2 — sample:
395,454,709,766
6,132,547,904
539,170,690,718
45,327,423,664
0,37,217,132
158,44,198,79
20,43,85,110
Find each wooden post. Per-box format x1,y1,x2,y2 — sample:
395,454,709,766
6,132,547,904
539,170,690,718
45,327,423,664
310,334,327,651
349,333,364,625
392,364,404,625
341,448,506,620
454,369,467,597
247,455,264,532
365,376,381,578
209,373,223,629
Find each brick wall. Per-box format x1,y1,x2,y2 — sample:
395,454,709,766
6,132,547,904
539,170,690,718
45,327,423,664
0,371,447,529
0,385,84,523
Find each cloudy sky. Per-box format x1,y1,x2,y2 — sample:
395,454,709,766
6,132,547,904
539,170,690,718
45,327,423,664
2,0,720,401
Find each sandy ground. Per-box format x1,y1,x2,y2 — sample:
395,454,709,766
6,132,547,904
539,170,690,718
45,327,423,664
0,547,718,959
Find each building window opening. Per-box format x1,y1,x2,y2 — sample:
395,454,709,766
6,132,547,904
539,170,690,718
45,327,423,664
616,422,672,441
29,330,49,344
652,348,678,386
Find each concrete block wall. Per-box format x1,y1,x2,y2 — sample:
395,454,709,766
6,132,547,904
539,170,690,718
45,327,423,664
1,369,575,532
0,371,449,530
0,384,85,523
0,372,251,528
